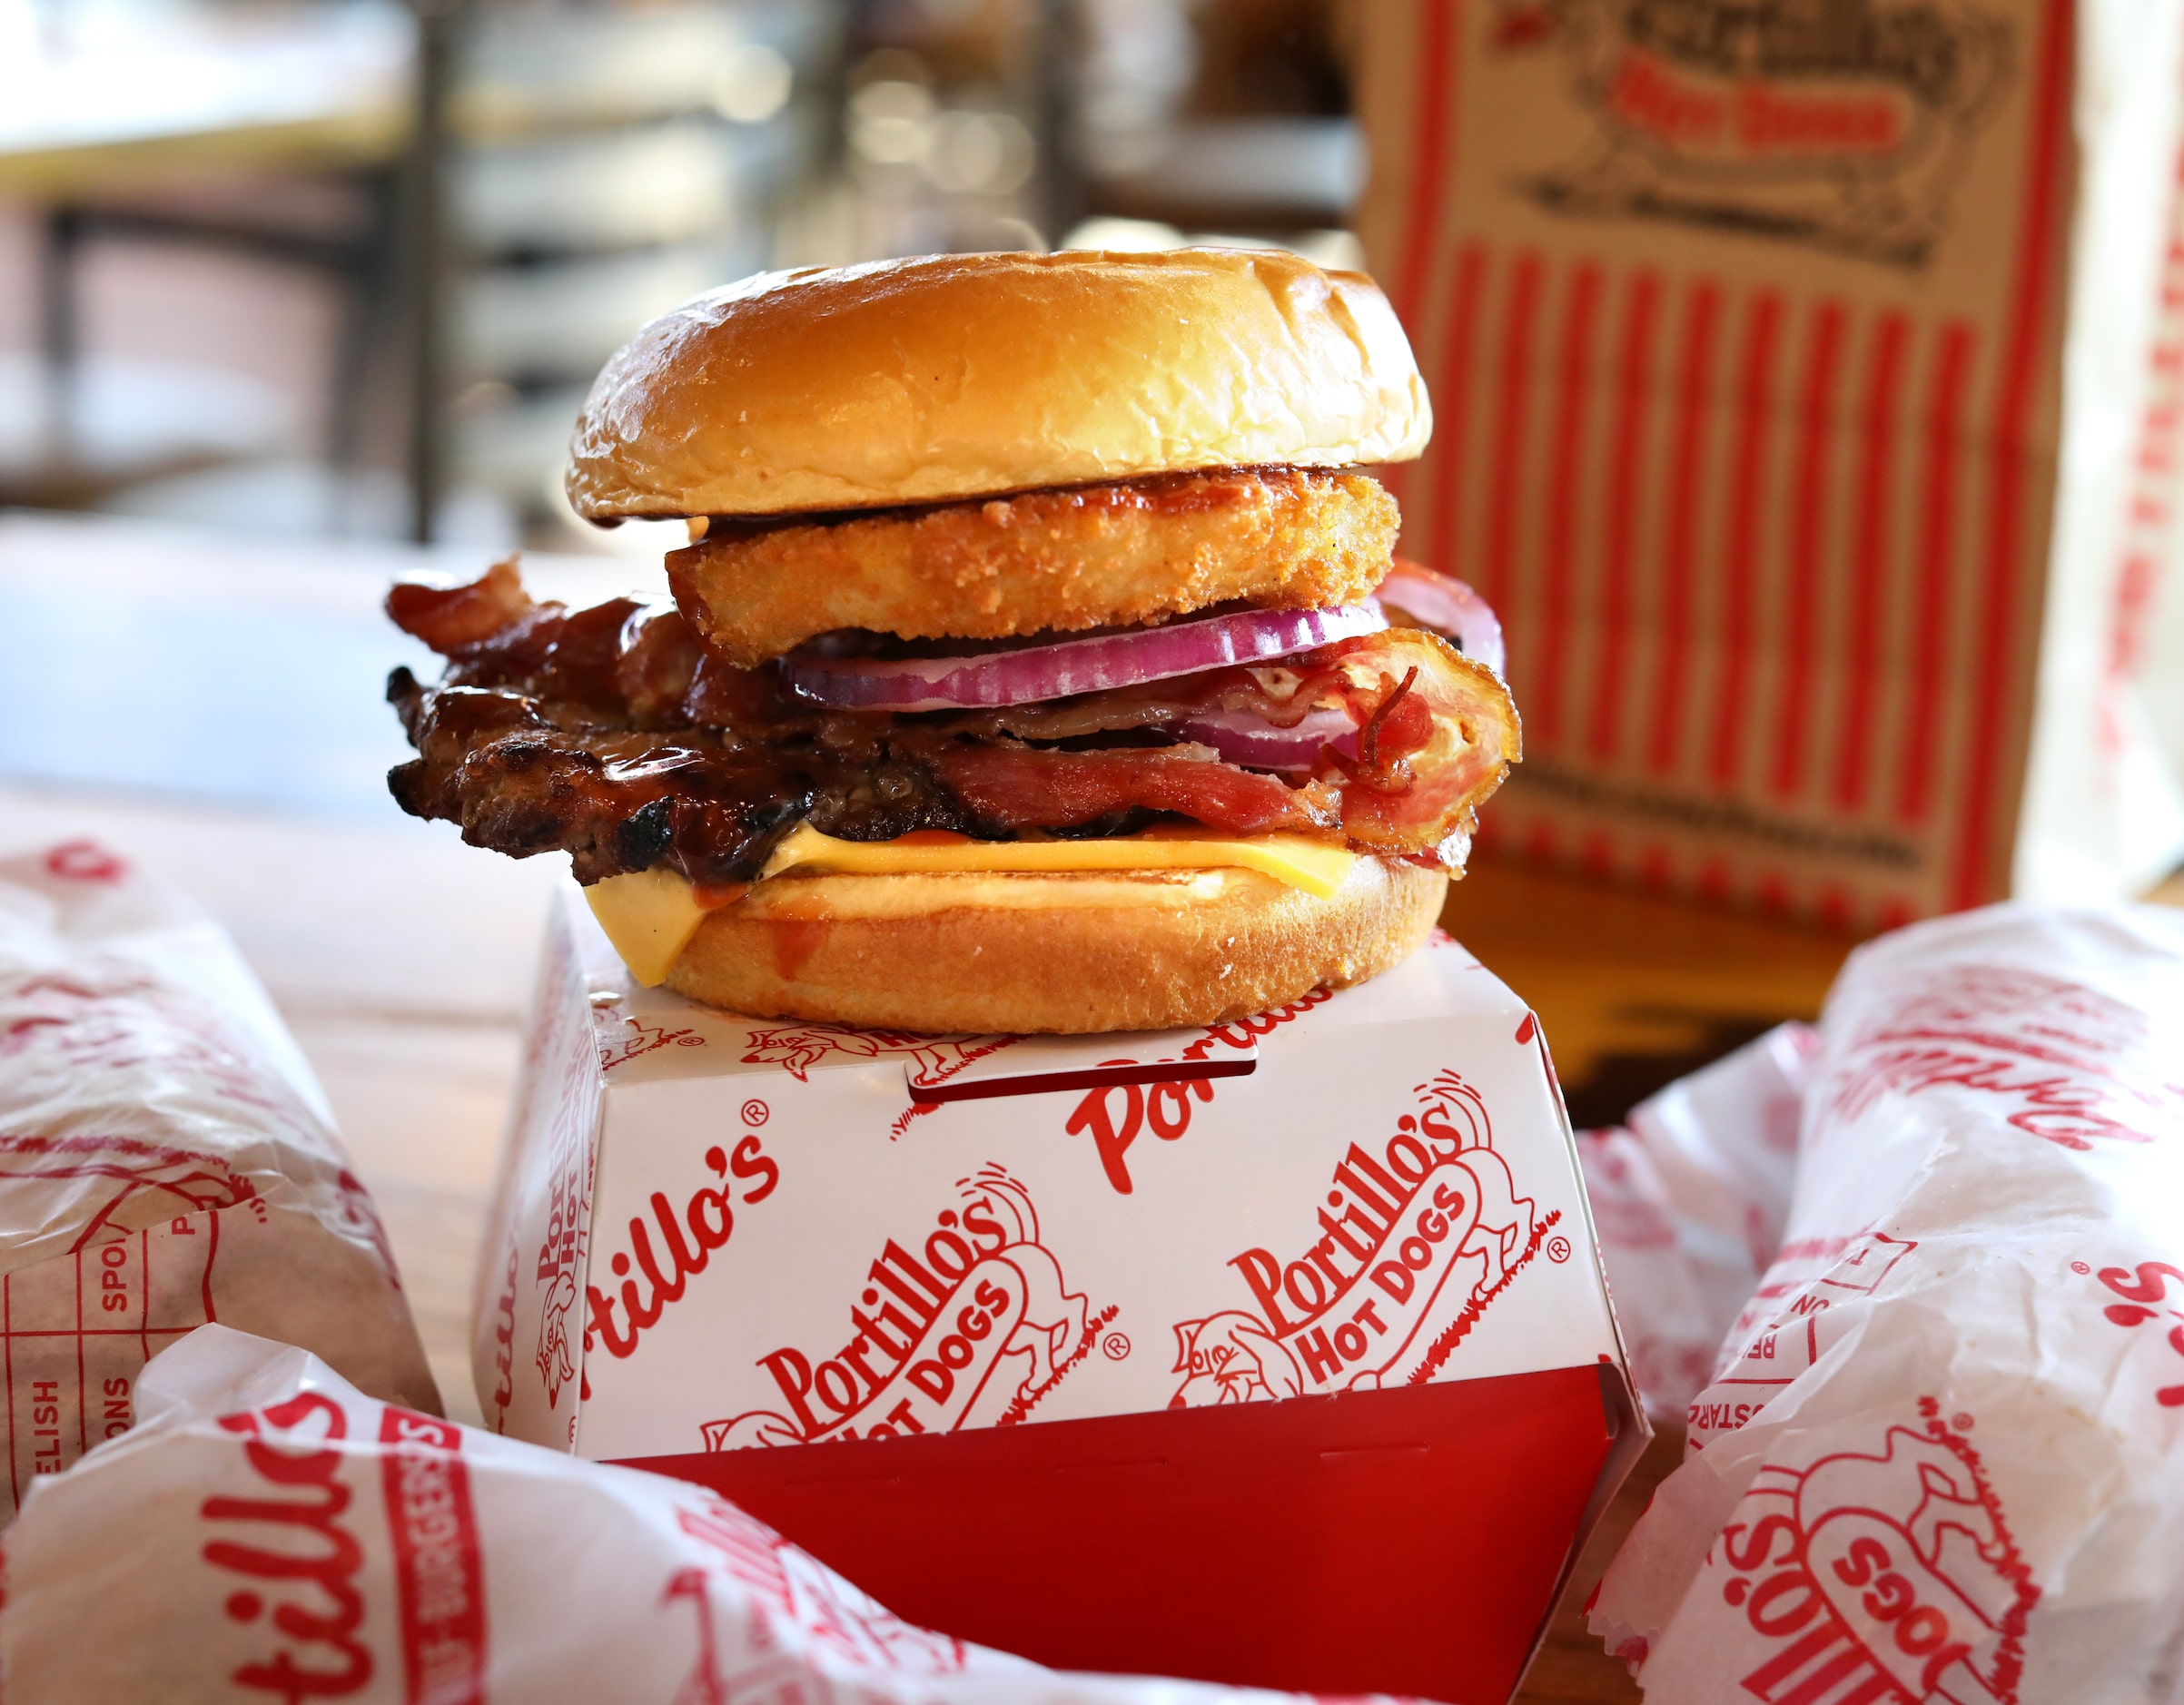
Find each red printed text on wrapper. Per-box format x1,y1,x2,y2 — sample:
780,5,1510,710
1168,1071,1555,1405
669,1493,966,1691
1830,963,2184,1149
203,1392,376,1701
2080,1258,2184,1408
1705,1404,2039,1705
1694,1233,1921,1442
702,1166,1109,1450
2,967,322,1137
377,1408,488,1705
0,1137,266,1498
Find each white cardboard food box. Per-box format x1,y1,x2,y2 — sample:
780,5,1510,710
476,885,1648,1703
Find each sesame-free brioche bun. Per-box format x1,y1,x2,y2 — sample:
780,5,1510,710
662,857,1447,1033
567,249,1431,521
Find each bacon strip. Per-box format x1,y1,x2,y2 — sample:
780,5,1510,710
1305,630,1521,858
933,744,1338,836
384,557,536,651
383,565,1519,882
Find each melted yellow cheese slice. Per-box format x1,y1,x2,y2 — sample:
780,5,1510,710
584,865,713,987
758,825,1357,893
584,828,1359,987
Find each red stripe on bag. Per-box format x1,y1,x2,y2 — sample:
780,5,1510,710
1590,270,1663,764
1391,0,1458,330
1482,251,1547,623
1426,241,1490,574
1536,259,1606,744
379,1407,489,1705
1770,299,1850,800
1647,279,1724,778
1830,311,1911,811
1897,320,1979,824
1706,290,1785,789
1954,0,2073,907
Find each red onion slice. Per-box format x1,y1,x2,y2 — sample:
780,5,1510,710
1174,706,1356,772
781,603,1388,712
1377,563,1505,677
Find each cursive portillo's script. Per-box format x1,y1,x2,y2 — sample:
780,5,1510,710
203,1392,373,1702
587,1135,779,1359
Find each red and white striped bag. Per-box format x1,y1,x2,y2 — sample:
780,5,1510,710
1356,0,2184,927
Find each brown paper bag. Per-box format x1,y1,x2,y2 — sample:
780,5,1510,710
1356,0,2184,926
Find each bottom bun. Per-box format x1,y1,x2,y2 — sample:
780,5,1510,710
663,858,1448,1033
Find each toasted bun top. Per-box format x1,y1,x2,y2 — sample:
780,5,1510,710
566,249,1431,520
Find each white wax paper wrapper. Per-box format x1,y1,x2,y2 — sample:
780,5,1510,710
0,839,437,1519
1577,1023,1815,1421
1589,903,2184,1705
0,1324,1405,1705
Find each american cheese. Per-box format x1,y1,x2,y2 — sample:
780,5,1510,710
757,825,1357,893
585,828,1359,987
584,865,713,987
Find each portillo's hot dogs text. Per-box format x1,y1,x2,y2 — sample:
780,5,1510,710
702,1168,1099,1452
1176,1072,1542,1400
757,1195,1019,1439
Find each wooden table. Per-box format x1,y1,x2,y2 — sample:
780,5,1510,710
0,511,1867,1701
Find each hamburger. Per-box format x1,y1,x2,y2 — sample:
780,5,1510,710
382,250,1519,1033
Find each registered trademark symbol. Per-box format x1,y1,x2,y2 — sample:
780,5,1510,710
1102,1332,1131,1361
741,1099,769,1128
2071,1261,2090,1275
1952,1414,1974,1433
1546,1235,1572,1264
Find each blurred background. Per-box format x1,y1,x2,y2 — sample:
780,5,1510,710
0,0,1367,558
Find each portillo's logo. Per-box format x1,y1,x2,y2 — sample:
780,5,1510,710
203,1393,374,1700
1064,990,1333,1193
701,1166,1112,1450
1715,1403,2039,1704
1830,963,2184,1149
1497,0,2011,265
1168,1072,1555,1406
584,1135,780,1364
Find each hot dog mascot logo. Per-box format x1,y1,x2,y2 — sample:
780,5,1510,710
701,1166,1112,1450
739,1021,1020,1138
1168,1071,1554,1406
1715,1403,2038,1704
739,1022,1014,1088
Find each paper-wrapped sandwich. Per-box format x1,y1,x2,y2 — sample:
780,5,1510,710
382,250,1518,1032
0,841,436,1521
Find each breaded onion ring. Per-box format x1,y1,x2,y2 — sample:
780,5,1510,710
666,467,1398,666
